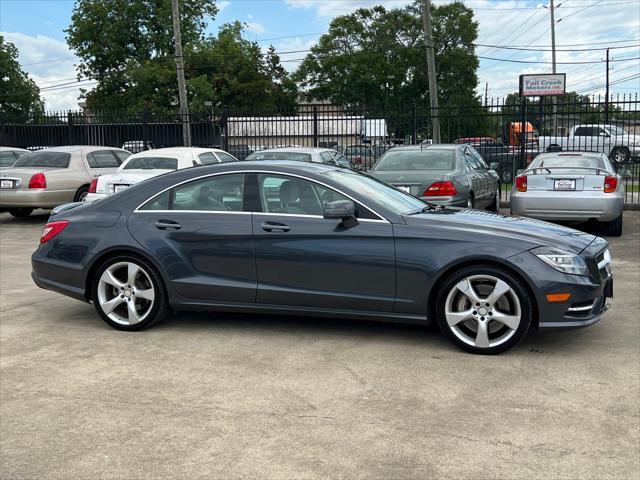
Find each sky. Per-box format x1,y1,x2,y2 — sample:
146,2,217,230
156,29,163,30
0,0,638,110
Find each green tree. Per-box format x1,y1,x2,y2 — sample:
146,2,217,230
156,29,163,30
294,1,480,110
0,34,43,118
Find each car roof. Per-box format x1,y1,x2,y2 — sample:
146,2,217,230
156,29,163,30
536,151,605,159
37,145,124,153
0,146,29,152
253,147,331,153
382,144,460,151
126,147,225,159
231,160,339,171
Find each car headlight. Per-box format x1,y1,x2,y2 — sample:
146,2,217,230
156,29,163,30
532,246,589,275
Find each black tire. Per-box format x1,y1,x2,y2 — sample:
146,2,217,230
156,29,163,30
92,254,170,331
466,193,475,209
500,169,512,184
610,147,630,165
435,265,533,355
486,184,500,212
74,185,90,202
8,208,33,218
602,214,623,237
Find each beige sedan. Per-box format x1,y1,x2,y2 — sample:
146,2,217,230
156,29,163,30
0,146,130,217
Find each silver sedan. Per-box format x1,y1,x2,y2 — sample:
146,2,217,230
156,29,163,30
510,151,624,235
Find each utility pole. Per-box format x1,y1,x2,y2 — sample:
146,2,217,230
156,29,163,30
605,48,610,123
420,0,441,144
171,0,191,147
549,0,558,135
484,82,489,107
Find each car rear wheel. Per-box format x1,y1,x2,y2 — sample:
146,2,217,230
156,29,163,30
487,185,500,212
602,214,623,237
74,185,90,202
610,147,630,165
436,266,532,354
92,255,169,331
8,208,33,218
466,194,475,209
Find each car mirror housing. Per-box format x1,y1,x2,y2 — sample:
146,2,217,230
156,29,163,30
323,200,356,221
489,162,499,170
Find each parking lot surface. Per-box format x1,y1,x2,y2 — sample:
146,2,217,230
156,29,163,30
1,211,639,479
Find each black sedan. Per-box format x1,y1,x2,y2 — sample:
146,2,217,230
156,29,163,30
32,161,613,354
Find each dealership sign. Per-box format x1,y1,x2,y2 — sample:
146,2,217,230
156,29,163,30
519,73,566,97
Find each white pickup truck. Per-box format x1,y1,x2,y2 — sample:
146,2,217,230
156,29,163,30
539,124,639,165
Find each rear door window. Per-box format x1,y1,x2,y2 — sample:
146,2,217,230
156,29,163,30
86,150,121,168
197,152,219,165
14,152,71,168
216,152,238,163
320,152,337,165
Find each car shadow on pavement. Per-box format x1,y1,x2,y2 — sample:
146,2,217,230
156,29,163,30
0,211,50,225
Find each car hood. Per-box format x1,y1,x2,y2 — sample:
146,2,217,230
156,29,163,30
404,208,596,254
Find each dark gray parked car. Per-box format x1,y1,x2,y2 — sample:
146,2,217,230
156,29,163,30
368,144,501,210
32,161,612,354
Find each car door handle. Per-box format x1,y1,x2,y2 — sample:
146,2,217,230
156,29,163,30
261,222,290,232
154,220,182,230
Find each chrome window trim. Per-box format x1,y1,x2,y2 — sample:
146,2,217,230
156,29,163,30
134,169,390,222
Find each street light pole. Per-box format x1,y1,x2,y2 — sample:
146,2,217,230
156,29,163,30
171,0,191,147
420,0,441,144
549,0,558,135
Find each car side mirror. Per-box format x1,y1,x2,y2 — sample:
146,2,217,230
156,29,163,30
323,200,356,221
489,162,499,171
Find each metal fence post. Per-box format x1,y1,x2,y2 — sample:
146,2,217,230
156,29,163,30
313,106,318,147
67,110,74,144
412,103,417,144
142,109,150,150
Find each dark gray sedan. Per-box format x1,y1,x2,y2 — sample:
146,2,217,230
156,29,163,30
369,144,500,211
32,161,612,354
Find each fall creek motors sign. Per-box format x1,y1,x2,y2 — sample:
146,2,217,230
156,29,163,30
519,73,566,97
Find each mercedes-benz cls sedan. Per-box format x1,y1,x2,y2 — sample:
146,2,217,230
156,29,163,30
31,161,613,354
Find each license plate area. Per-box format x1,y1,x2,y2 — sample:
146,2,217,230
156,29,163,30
0,179,16,189
554,179,576,191
395,185,411,193
113,184,129,193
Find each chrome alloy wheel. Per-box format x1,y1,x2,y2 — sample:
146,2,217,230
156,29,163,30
444,274,521,349
96,261,155,326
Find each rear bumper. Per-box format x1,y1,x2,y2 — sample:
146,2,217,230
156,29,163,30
510,190,623,221
31,271,87,302
0,189,75,209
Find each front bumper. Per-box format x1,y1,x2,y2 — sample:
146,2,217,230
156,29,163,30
0,188,75,209
510,189,623,222
509,246,613,329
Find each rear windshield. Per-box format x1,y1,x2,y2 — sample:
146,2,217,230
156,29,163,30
245,152,312,162
123,157,178,170
14,152,71,168
372,149,455,171
537,156,605,169
0,151,19,167
344,146,368,155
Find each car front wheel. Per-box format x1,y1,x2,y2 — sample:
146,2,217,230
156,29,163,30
92,255,169,331
436,266,532,354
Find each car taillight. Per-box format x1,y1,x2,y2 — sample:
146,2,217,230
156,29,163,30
515,175,527,192
604,175,618,193
28,172,46,189
40,220,69,244
88,178,98,193
423,181,457,196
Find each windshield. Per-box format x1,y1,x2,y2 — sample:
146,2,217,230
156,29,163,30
14,152,71,168
372,149,455,171
123,157,178,170
608,125,625,135
246,152,312,162
325,170,426,215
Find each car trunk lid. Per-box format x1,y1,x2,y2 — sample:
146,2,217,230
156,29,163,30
0,167,63,190
369,170,448,196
